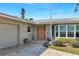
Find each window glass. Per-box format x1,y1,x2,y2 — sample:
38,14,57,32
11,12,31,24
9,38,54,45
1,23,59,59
68,25,74,32
60,25,66,32
56,26,58,32
76,25,79,32
68,25,74,37
56,26,58,37
60,25,66,37
76,25,79,37
68,32,74,37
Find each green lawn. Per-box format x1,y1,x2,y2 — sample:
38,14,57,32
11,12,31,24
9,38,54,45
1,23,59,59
49,45,79,55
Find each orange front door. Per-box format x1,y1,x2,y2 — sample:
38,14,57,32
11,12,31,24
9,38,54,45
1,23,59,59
37,25,45,40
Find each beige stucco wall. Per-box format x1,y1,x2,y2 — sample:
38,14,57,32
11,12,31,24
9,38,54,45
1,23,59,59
0,17,37,45
31,25,37,40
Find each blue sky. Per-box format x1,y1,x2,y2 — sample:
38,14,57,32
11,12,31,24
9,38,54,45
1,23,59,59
0,3,79,20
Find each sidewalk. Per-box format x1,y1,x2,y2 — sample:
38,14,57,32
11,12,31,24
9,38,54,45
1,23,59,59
40,48,78,56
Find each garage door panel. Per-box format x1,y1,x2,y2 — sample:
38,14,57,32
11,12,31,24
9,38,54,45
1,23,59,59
0,23,18,49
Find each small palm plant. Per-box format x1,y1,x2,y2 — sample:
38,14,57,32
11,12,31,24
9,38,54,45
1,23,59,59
74,3,79,13
21,8,25,19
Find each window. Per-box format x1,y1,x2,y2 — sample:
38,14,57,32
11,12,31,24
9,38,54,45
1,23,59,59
60,25,66,37
68,25,74,37
56,26,58,37
27,27,31,32
76,25,79,37
52,26,54,37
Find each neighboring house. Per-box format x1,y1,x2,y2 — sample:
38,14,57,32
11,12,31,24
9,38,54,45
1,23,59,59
0,13,79,49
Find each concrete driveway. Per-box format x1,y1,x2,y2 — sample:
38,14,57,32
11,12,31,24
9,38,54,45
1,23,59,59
0,41,46,56
40,48,78,56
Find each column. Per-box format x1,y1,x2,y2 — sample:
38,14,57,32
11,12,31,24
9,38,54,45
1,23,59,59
58,25,60,37
50,24,52,40
66,25,68,38
54,26,56,38
74,25,76,38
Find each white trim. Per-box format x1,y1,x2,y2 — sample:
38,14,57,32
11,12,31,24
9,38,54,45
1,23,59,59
58,25,60,37
74,25,76,38
66,25,68,38
45,25,47,40
54,26,56,38
55,24,77,38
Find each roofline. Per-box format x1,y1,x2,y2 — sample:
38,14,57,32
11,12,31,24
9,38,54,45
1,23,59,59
0,13,79,25
0,13,38,24
36,18,79,24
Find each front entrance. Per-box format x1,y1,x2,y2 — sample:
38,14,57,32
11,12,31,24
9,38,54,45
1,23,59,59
37,25,45,41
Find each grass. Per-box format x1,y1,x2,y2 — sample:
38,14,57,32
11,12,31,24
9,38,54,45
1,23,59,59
49,45,79,55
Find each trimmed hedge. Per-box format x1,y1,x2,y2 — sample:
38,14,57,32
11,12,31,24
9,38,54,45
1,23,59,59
53,37,77,46
72,42,79,48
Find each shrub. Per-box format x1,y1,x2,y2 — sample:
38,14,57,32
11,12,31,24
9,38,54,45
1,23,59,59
53,37,77,46
66,38,77,44
76,39,79,41
72,42,79,48
53,40,65,46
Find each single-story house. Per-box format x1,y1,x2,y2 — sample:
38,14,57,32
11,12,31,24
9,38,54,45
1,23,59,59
0,13,79,49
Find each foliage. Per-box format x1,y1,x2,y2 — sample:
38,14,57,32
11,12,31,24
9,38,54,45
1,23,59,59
72,42,79,48
26,18,28,20
21,8,25,19
74,3,79,13
53,37,77,46
29,18,33,20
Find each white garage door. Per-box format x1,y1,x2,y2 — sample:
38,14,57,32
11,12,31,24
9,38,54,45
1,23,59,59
0,23,18,49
